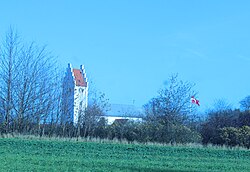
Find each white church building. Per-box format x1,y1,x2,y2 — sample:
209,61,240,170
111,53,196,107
62,63,142,125
61,63,88,124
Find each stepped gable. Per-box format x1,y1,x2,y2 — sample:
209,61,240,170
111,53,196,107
73,69,87,87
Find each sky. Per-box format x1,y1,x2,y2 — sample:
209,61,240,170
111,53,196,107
1,0,250,111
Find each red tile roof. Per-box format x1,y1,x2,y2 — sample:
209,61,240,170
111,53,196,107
73,69,87,87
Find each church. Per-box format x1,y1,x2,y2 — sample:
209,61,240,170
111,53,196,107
61,63,88,124
62,63,142,125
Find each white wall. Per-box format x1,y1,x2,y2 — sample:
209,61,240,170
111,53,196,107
101,116,143,125
73,86,88,124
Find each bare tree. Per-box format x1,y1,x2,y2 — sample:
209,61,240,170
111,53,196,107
142,74,199,143
45,68,64,137
0,28,60,135
81,91,110,138
240,95,250,111
210,99,232,113
0,28,21,133
8,41,58,134
144,74,197,124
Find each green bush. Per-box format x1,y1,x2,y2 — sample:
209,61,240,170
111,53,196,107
219,127,240,147
239,126,250,148
219,126,250,148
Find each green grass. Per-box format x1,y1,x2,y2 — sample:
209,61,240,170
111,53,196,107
0,137,249,172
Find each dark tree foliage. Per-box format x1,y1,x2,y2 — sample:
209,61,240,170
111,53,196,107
201,109,240,144
201,97,250,147
238,110,250,127
219,126,250,148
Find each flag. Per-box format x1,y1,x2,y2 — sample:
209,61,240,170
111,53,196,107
191,96,200,106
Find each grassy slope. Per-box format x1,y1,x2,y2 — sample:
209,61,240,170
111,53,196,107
0,137,249,172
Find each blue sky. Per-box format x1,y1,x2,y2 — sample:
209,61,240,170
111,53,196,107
1,0,250,111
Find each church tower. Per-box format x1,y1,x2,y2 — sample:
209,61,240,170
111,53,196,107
61,63,88,124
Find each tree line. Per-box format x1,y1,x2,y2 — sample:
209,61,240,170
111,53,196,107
0,29,250,148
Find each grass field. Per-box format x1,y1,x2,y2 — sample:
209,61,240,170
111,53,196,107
0,137,249,172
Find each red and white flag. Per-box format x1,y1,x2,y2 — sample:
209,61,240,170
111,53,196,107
191,96,200,106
